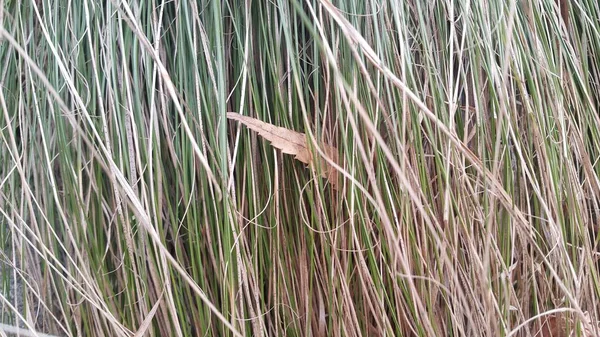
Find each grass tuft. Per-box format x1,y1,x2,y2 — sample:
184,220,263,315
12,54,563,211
1,0,600,336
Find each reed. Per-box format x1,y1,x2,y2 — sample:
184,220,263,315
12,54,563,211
1,0,599,336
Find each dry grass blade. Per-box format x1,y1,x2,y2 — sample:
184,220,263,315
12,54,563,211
0,323,61,337
3,0,600,336
227,112,340,189
133,290,164,337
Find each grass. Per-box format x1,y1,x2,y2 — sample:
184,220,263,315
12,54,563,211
1,0,599,336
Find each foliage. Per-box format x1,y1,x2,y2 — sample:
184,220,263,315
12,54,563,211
1,0,599,336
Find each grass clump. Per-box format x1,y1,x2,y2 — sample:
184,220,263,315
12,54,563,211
1,0,599,336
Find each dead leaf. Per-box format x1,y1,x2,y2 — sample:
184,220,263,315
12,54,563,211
533,312,598,337
535,315,568,337
227,112,339,189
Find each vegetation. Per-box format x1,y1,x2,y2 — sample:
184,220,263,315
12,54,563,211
1,0,599,336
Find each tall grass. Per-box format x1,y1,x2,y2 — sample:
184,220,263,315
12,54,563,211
1,0,599,336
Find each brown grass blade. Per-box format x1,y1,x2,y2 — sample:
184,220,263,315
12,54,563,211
227,112,339,189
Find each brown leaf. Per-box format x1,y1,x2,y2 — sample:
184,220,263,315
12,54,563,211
227,112,339,189
536,315,568,337
533,313,598,337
